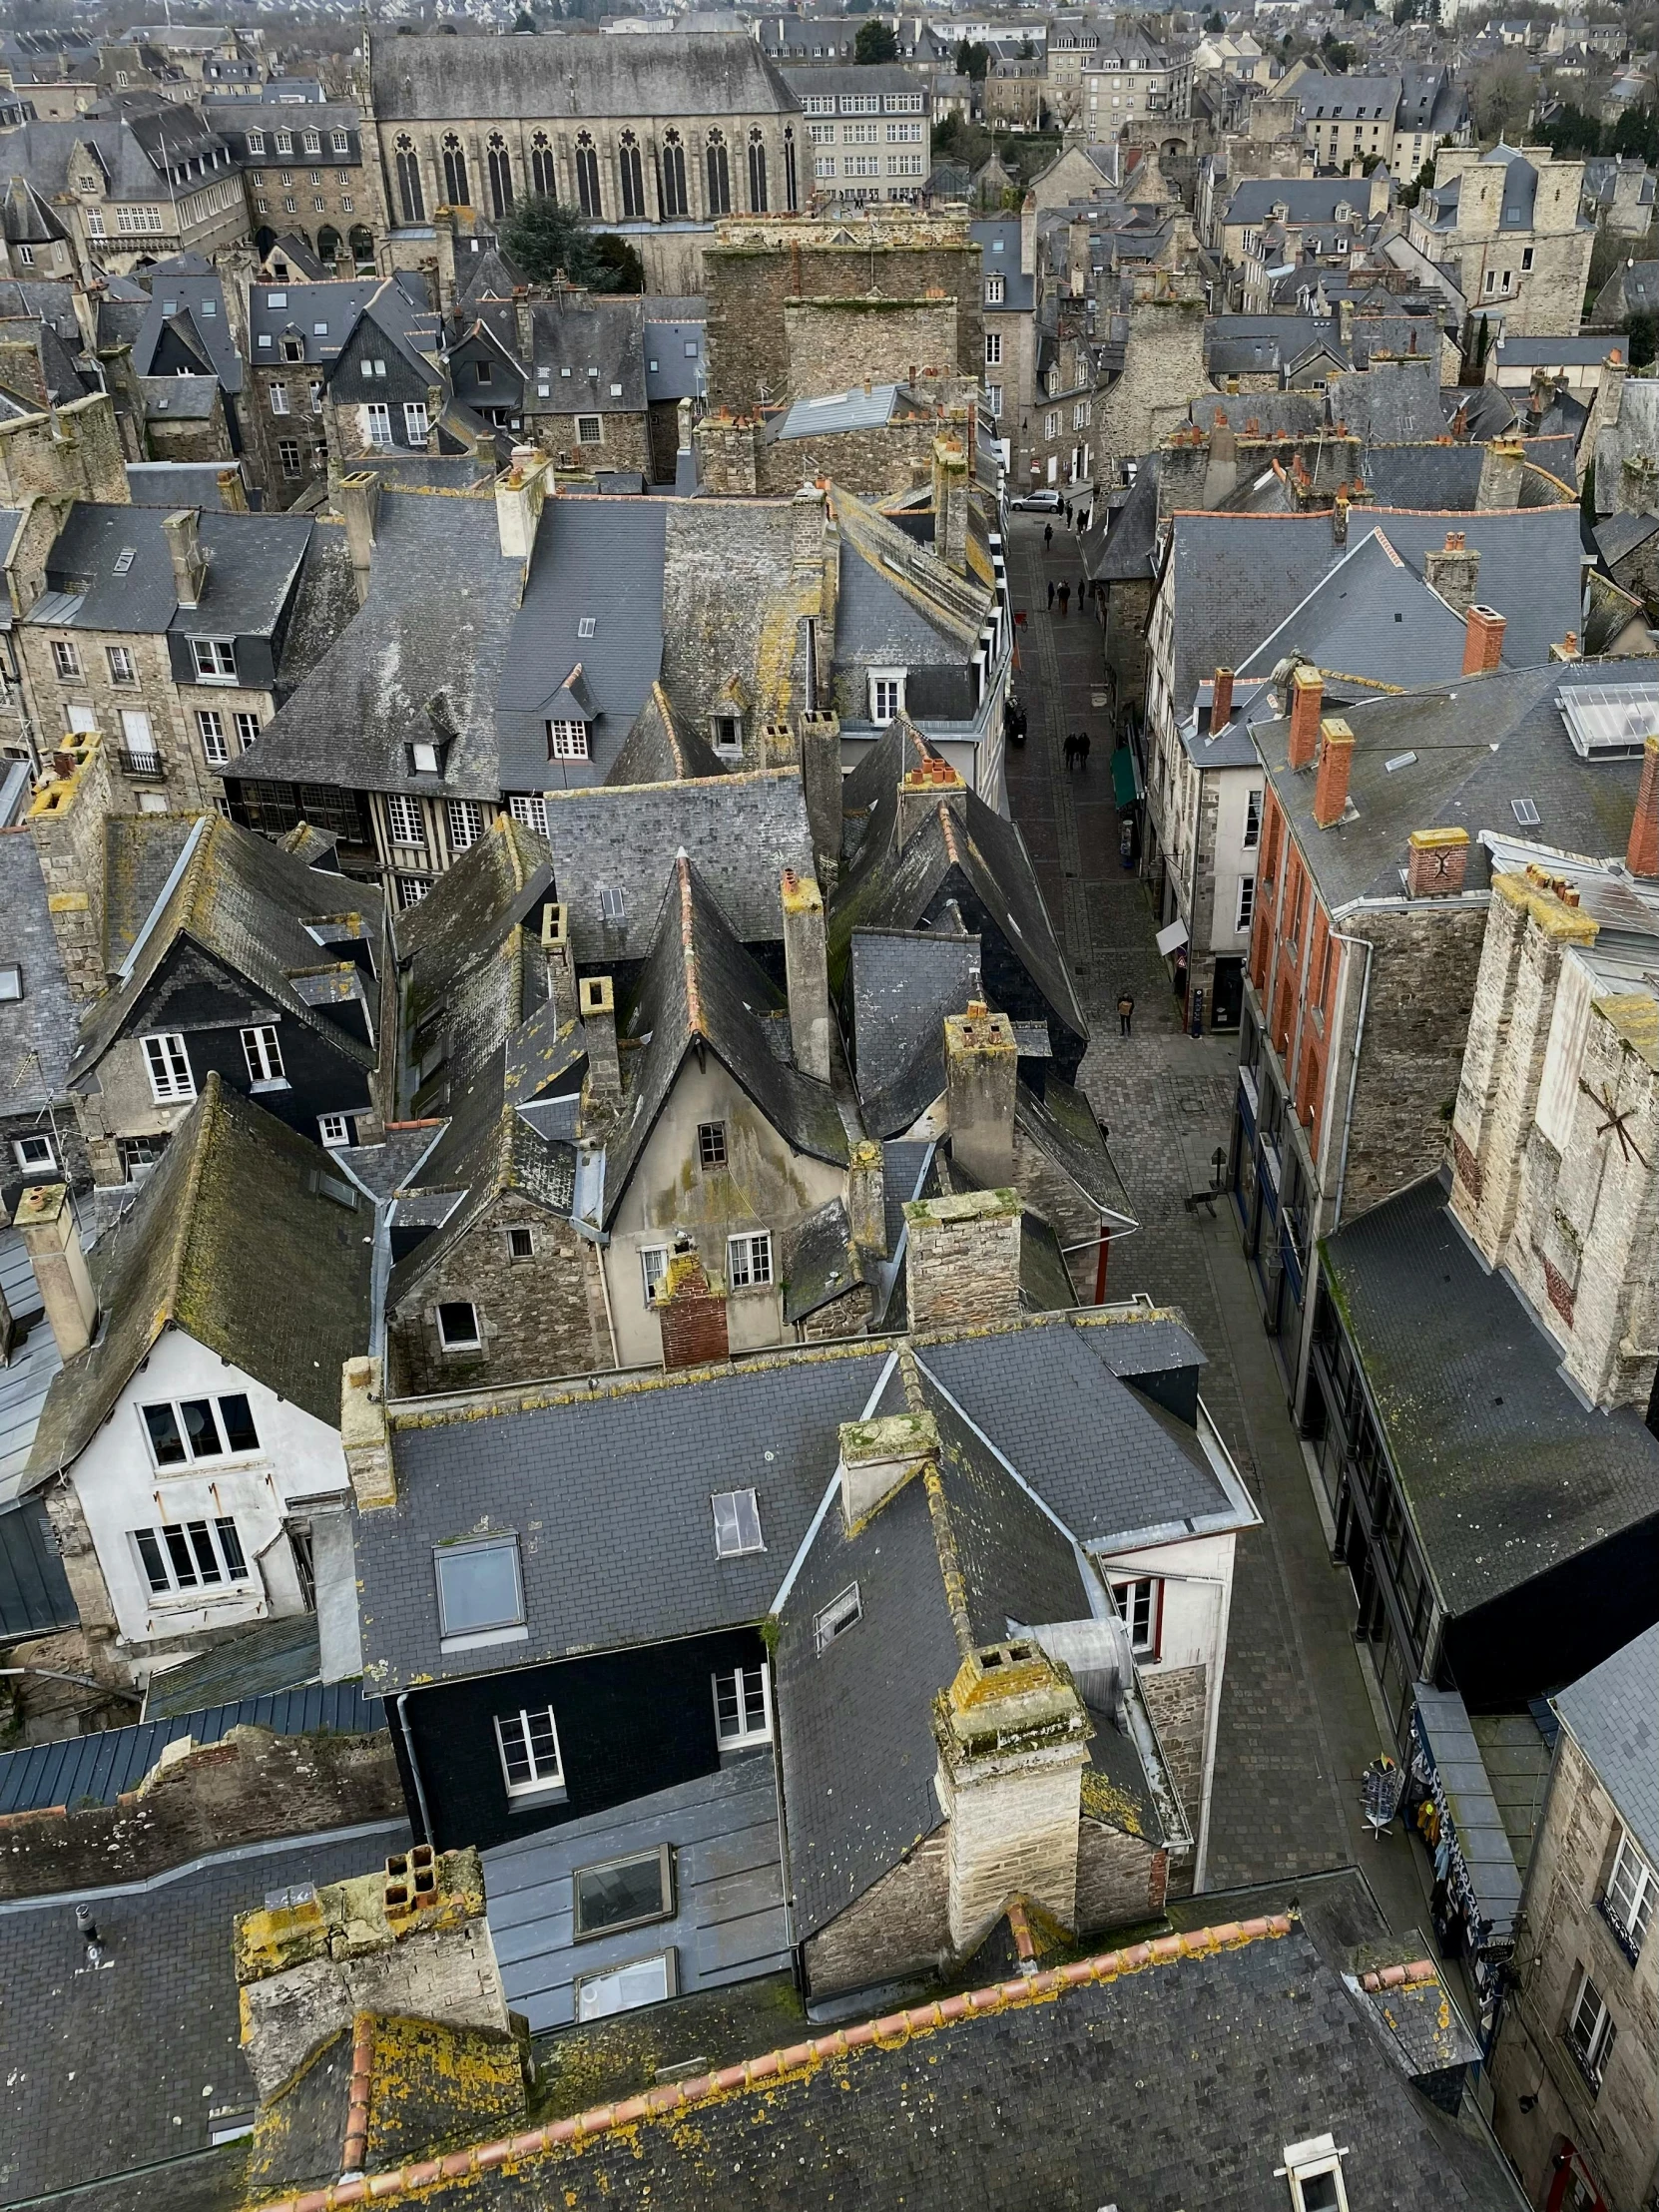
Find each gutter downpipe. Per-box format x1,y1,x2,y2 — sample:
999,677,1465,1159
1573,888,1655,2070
1329,928,1374,1234
395,1691,433,1847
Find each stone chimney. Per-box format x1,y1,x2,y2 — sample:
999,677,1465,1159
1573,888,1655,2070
1601,347,1627,429
1312,717,1354,829
1476,436,1525,511
904,1188,1021,1333
540,900,577,1025
1423,528,1480,616
338,470,381,605
898,756,966,848
798,712,843,886
1406,827,1470,897
341,1354,394,1510
1211,666,1234,731
933,1640,1092,1954
1628,734,1659,877
838,1408,936,1528
931,435,969,576
495,444,552,561
1462,604,1506,675
847,1137,886,1257
1288,665,1324,771
656,1238,729,1370
780,868,830,1081
14,1183,95,1360
579,974,620,1099
945,1002,1017,1189
162,508,207,611
215,466,248,513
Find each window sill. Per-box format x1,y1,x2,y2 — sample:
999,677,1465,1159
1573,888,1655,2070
439,1623,529,1655
192,675,239,688
506,1783,568,1812
249,1078,290,1095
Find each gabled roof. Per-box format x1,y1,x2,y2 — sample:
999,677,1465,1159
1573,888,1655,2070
1554,1621,1659,1866
604,856,848,1223
69,815,382,1084
604,682,725,786
1232,526,1471,695
27,1077,372,1477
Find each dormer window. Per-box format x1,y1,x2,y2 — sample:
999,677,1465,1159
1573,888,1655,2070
408,740,445,776
1279,2136,1350,2212
276,131,292,156
868,671,905,726
547,719,589,762
711,714,743,757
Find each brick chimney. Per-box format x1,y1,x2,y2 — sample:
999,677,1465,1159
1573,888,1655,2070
847,1137,886,1257
780,867,830,1081
341,1355,394,1510
579,974,620,1098
1313,717,1354,829
897,756,966,848
933,1640,1092,1954
1288,665,1324,771
945,1002,1017,1189
1406,827,1470,897
1462,604,1506,675
656,1238,729,1370
838,1408,936,1528
1628,734,1659,877
162,508,207,610
1423,529,1480,616
930,435,969,576
13,1183,95,1360
904,1188,1021,1332
1211,666,1234,731
494,444,552,560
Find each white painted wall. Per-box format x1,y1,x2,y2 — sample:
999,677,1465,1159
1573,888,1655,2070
1213,762,1266,955
69,1323,348,1653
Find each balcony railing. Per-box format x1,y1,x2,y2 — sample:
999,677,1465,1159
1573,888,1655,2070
118,747,165,780
1596,1890,1645,1967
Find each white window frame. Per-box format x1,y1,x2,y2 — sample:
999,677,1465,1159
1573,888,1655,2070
384,794,424,848
1280,2136,1351,2212
197,708,227,765
190,637,238,683
13,1132,55,1173
1566,1969,1616,2088
436,1300,482,1351
1237,875,1256,932
573,1844,675,1940
143,1031,195,1104
509,794,548,836
317,1113,351,1149
574,1950,676,2022
815,1581,861,1654
50,639,81,679
985,274,1004,304
1604,1829,1655,1960
133,1515,249,1597
140,1390,259,1469
403,400,429,442
641,1244,670,1305
234,712,261,752
270,379,289,416
494,1704,565,1799
726,1231,773,1289
447,798,484,849
868,670,904,726
547,719,589,761
434,1534,526,1652
241,1023,284,1087
984,328,1002,365
397,875,430,909
1110,1574,1162,1659
364,401,392,448
711,1487,764,1558
713,1662,772,1748
106,645,137,687
575,413,603,444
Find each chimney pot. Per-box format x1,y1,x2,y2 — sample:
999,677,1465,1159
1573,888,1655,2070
1627,734,1659,877
1462,604,1506,676
1288,666,1324,770
13,1183,96,1361
1312,717,1355,829
1406,826,1470,897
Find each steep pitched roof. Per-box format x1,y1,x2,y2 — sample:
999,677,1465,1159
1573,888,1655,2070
1554,1622,1659,1866
604,682,725,786
68,815,382,1082
371,32,799,120
603,856,848,1222
27,1077,372,1475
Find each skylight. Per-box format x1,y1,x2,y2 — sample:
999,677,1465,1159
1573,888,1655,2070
1384,752,1417,773
1512,798,1541,827
114,547,136,574
1558,684,1659,759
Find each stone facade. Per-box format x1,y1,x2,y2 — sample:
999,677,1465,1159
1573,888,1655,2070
703,214,983,411
1091,281,1210,475
903,1188,1022,1332
694,387,972,498
25,733,124,1001
1137,1663,1206,1849
0,390,129,507
1408,147,1594,338
1490,1725,1659,2212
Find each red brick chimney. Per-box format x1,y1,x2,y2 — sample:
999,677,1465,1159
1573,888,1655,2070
1211,666,1235,730
655,1239,730,1370
1288,666,1324,770
1406,827,1470,897
1627,735,1659,878
1313,718,1355,829
1461,604,1506,675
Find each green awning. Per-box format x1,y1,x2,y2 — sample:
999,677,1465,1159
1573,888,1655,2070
1111,746,1138,809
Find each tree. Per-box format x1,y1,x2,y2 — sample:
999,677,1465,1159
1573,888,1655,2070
1204,10,1224,28
854,18,898,63
1396,156,1434,209
1322,38,1355,68
512,7,537,27
1630,310,1659,368
498,197,643,292
1470,54,1533,142
1018,33,1036,57
955,38,990,78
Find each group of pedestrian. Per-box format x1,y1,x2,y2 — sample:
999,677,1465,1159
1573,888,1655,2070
1043,576,1090,618
1063,731,1092,772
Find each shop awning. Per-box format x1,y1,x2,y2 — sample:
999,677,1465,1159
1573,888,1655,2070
1110,745,1138,809
1155,918,1189,956
1413,1684,1523,1938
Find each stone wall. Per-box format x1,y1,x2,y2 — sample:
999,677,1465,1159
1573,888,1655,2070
782,297,960,401
1093,292,1210,470
904,1189,1022,1331
523,407,652,478
0,1724,403,1899
1074,1817,1168,1932
387,1200,614,1396
1137,1663,1205,1847
802,1830,951,1997
25,734,122,1001
695,389,972,500
0,391,129,505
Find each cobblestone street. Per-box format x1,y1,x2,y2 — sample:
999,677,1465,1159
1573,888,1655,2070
1003,515,1428,1929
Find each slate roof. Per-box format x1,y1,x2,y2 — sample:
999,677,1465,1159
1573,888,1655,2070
137,373,220,422
371,33,798,121
27,1078,373,1478
1257,661,1651,911
100,815,194,971
131,259,242,391
603,856,848,1221
1596,509,1659,567
523,295,646,414
235,490,517,803
603,683,724,786
848,920,981,1137
247,276,386,369
643,310,706,403
1328,359,1447,443
30,502,311,641
354,1309,1239,1695
0,1226,62,1489
1553,1621,1659,1865
1225,176,1379,226
1232,525,1472,695
69,814,382,1085
125,459,243,508
1323,1173,1659,1618
0,829,79,1121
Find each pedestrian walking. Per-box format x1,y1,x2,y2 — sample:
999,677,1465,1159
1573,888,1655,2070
1058,581,1070,617
1063,498,1073,525
1063,733,1077,770
1047,579,1056,611
1076,730,1091,771
1043,522,1054,553
1117,989,1135,1038
1079,575,1088,611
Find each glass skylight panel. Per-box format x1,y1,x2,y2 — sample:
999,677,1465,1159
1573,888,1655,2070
1558,684,1659,759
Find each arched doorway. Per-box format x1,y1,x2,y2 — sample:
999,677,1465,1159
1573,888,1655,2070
316,223,342,269
348,225,374,275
